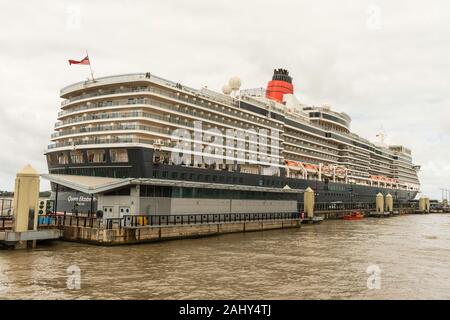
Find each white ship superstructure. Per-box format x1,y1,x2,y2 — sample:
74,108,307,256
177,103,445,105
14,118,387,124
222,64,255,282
46,69,420,208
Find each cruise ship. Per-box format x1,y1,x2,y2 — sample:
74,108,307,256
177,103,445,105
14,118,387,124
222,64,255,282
45,69,420,214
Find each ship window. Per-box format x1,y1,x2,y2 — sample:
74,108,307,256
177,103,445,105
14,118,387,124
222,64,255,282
57,152,69,165
70,151,84,164
183,188,193,198
47,153,58,165
110,149,128,163
87,150,106,163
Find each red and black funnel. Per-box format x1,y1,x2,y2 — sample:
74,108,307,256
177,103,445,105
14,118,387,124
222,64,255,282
265,68,294,103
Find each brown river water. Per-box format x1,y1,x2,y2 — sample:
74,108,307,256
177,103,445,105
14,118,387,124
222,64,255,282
1,214,450,299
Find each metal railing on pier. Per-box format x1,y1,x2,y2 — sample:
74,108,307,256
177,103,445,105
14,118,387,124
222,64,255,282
114,212,300,229
37,212,103,229
0,199,13,231
1,198,13,216
37,211,300,230
0,216,13,231
36,201,419,230
299,202,415,213
313,202,376,212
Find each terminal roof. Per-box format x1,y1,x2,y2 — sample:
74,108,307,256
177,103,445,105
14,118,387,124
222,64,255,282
41,174,305,195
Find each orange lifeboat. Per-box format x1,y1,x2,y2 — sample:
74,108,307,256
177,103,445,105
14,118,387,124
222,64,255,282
303,163,318,172
322,165,332,176
343,211,364,220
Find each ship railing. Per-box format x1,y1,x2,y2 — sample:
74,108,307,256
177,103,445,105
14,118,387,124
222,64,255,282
60,94,272,131
56,97,277,135
60,73,149,96
51,110,282,153
52,123,170,139
60,73,240,112
60,86,150,108
59,78,276,130
47,137,155,150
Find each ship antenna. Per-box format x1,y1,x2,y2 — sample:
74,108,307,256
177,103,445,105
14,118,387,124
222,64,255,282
376,126,387,146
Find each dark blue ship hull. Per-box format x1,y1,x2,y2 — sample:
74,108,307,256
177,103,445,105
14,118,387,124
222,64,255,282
47,147,417,205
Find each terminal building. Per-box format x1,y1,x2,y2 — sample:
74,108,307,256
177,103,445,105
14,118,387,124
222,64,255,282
42,174,303,219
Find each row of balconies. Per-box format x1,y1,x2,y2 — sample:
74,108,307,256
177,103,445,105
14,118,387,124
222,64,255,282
60,83,282,130
57,96,281,137
283,137,339,156
284,130,338,149
51,125,282,157
283,145,339,162
48,136,154,149
52,111,282,152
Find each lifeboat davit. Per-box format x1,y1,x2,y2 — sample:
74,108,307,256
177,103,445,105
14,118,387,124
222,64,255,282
343,211,364,220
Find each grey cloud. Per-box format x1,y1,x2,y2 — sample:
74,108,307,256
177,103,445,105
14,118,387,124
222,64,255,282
0,0,449,198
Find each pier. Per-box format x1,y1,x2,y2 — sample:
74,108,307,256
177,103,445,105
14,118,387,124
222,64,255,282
39,212,301,245
33,198,423,246
2,197,444,247
2,167,448,248
0,166,61,249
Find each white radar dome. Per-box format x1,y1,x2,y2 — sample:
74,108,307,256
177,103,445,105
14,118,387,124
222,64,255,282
222,84,232,95
228,77,241,91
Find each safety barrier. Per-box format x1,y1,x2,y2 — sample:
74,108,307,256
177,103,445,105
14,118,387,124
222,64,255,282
105,212,300,229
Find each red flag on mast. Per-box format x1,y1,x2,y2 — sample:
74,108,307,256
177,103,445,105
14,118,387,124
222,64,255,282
68,56,90,65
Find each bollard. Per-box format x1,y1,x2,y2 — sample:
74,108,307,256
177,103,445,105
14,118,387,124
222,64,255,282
12,165,40,233
11,164,40,249
419,196,426,213
425,197,430,213
376,193,384,213
385,194,393,213
304,187,315,218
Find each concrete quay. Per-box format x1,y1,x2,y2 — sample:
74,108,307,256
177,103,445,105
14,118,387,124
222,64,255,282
60,219,302,245
0,229,61,249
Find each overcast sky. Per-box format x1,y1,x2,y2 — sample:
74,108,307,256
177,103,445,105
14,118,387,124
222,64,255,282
0,0,449,199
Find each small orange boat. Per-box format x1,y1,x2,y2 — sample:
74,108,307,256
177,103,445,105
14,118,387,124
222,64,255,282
343,211,364,220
